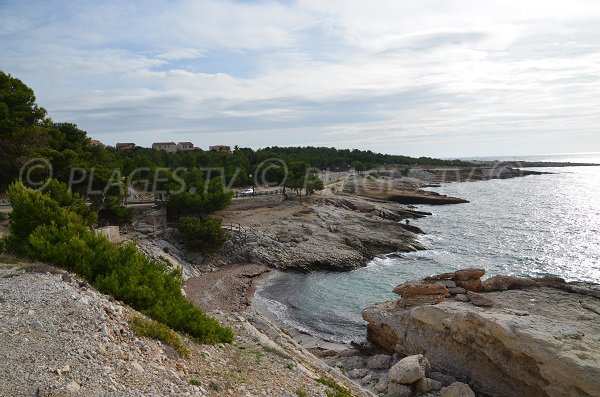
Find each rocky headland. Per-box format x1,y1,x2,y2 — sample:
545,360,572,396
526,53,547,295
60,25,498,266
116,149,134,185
361,269,600,397
209,194,432,272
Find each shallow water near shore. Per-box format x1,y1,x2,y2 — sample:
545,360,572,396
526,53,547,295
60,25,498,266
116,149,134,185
256,160,600,344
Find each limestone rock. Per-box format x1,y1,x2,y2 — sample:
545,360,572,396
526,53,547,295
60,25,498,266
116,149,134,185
366,353,392,369
373,374,390,393
454,294,469,302
441,382,475,397
386,382,412,397
440,280,457,288
393,281,448,297
65,381,80,393
467,291,494,307
398,294,445,307
416,377,443,393
447,287,466,295
480,275,536,291
347,368,369,379
429,371,457,387
388,354,429,384
362,286,600,397
424,272,455,281
337,355,364,370
454,268,485,281
455,279,481,291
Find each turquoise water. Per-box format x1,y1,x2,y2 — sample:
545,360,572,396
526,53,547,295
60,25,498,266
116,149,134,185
257,158,600,343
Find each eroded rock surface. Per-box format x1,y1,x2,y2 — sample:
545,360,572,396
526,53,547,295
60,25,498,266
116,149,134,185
363,284,600,397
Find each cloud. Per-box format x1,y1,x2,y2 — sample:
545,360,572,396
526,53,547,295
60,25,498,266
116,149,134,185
1,0,599,157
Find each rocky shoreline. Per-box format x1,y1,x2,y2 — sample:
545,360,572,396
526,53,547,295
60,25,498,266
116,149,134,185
361,269,600,397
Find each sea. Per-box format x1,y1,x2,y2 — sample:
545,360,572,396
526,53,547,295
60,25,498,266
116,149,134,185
255,153,600,344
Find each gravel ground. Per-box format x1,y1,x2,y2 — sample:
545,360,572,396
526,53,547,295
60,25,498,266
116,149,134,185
0,261,368,397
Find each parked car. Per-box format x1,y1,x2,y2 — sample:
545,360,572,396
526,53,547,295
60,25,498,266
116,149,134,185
239,188,254,196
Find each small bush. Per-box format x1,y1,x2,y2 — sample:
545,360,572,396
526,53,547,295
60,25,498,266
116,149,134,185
315,377,352,397
130,316,189,357
209,381,221,391
189,379,202,386
295,387,308,397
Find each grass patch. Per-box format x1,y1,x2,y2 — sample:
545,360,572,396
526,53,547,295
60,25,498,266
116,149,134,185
315,377,352,397
189,379,202,386
208,381,221,391
295,387,308,397
130,316,189,357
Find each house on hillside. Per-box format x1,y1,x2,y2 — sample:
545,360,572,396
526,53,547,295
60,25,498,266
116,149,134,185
116,142,136,150
152,142,177,152
90,139,104,147
209,145,231,153
177,142,195,151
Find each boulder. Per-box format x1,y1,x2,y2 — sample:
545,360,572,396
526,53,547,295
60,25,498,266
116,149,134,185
348,368,369,379
441,382,475,397
398,294,445,307
480,275,536,291
373,374,389,393
366,354,393,369
455,279,481,291
393,281,448,297
429,371,457,387
467,291,494,307
337,355,365,370
454,294,469,302
416,377,443,393
440,280,457,288
448,287,466,295
386,382,412,397
454,268,485,281
388,354,430,384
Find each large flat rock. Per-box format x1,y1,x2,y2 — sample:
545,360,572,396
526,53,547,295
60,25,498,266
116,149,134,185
362,287,600,397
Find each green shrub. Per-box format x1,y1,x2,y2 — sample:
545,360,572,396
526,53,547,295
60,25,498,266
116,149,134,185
295,387,308,397
7,182,233,344
130,316,189,357
315,377,352,397
189,379,202,387
209,381,221,391
98,195,133,225
178,216,228,253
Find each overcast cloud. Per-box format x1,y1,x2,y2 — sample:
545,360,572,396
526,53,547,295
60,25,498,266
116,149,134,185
1,0,599,157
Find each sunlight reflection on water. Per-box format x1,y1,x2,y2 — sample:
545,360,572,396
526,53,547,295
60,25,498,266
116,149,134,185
257,165,600,343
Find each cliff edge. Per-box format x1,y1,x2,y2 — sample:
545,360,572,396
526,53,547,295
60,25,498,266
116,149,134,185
362,271,600,397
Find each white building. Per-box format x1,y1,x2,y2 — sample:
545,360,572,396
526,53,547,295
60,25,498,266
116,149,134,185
177,142,195,151
152,142,177,152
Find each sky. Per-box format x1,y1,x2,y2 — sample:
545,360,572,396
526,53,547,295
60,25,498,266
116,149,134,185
1,0,599,158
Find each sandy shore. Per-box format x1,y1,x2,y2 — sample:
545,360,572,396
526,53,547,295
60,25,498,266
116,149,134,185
184,263,270,313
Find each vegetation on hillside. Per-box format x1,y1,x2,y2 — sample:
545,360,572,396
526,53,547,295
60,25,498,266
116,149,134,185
2,181,233,344
1,70,468,195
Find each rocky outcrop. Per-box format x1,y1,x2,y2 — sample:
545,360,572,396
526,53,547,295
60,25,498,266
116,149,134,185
320,347,473,397
215,195,429,271
362,271,600,397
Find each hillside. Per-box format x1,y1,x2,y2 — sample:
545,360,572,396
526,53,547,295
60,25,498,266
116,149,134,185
0,260,371,397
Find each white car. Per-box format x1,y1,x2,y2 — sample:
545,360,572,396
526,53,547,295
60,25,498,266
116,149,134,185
240,188,254,196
